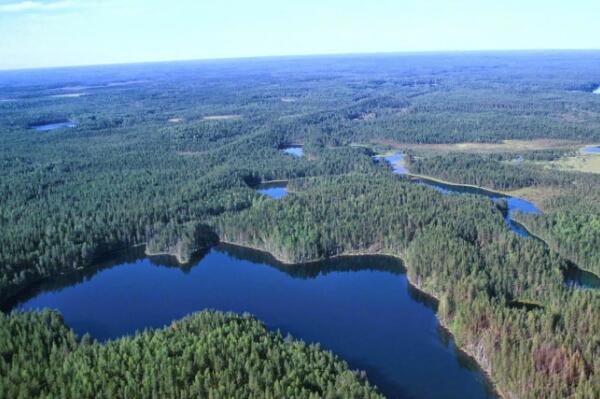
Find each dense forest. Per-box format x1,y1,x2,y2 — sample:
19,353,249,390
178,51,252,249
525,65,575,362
0,310,381,398
404,152,600,275
216,174,600,398
2,52,600,398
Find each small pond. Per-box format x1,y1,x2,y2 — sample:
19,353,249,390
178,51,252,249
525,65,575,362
565,264,600,289
32,120,76,131
257,182,289,199
282,145,304,157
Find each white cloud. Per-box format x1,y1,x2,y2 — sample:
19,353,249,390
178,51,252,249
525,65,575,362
0,1,79,13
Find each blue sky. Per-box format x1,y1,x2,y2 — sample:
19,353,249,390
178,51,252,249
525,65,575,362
0,0,599,70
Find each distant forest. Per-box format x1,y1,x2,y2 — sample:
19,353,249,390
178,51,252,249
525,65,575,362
2,51,600,398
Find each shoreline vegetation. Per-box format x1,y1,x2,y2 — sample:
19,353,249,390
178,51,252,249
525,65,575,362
220,239,505,399
2,167,595,399
245,163,600,281
2,235,504,399
407,171,600,279
1,310,382,398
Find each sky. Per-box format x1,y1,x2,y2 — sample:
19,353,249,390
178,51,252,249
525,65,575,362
0,0,599,70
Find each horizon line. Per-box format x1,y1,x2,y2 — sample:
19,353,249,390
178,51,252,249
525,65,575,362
2,48,600,73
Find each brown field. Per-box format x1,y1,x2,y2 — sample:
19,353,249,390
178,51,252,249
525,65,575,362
507,186,568,210
537,154,600,175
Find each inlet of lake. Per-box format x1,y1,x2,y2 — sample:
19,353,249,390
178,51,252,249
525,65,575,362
5,244,497,399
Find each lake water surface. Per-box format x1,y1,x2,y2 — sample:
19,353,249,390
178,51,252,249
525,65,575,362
32,121,76,131
256,182,288,199
6,244,496,399
282,145,304,157
583,145,600,155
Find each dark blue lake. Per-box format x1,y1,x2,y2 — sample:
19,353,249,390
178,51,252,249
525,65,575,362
257,182,289,199
32,120,75,131
7,244,496,399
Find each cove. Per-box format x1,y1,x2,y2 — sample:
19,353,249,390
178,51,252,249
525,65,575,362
5,244,496,399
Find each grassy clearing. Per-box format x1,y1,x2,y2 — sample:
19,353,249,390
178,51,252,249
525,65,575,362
507,186,567,210
536,154,600,175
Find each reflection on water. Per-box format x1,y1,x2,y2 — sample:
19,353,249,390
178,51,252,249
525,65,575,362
565,262,600,289
6,243,496,399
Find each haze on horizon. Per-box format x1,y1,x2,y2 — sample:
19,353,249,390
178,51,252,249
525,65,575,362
0,0,599,71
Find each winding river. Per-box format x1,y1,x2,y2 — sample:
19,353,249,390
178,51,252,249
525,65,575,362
4,245,497,399
377,153,540,237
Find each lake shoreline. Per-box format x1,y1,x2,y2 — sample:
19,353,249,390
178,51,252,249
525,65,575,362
4,234,505,398
218,238,506,399
406,172,530,203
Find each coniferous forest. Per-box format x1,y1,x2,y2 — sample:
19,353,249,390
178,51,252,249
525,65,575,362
2,52,600,398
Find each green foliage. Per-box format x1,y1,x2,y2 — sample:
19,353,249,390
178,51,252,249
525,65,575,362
217,174,600,399
3,52,600,398
146,222,218,263
407,152,579,190
0,310,381,399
